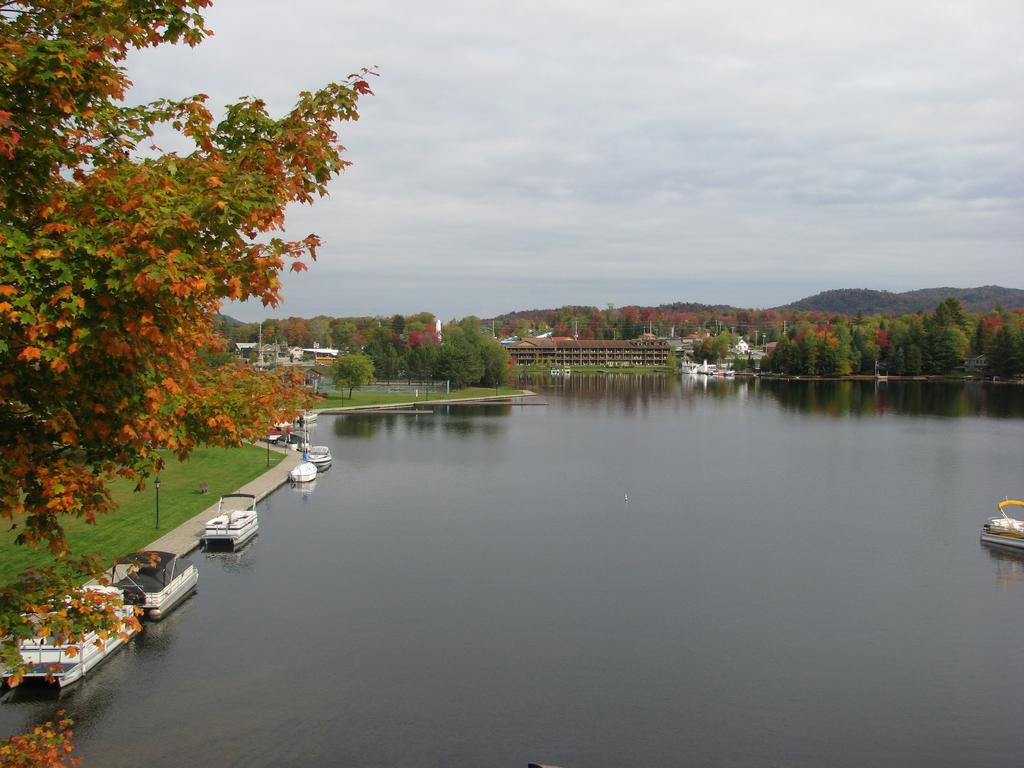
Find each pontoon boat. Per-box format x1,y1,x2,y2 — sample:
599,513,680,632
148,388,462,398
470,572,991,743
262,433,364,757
201,493,258,550
110,551,198,620
981,499,1024,551
2,586,140,688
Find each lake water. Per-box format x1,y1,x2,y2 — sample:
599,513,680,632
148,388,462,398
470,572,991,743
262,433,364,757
3,376,1024,767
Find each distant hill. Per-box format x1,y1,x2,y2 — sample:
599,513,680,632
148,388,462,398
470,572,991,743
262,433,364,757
214,312,247,327
779,286,1024,315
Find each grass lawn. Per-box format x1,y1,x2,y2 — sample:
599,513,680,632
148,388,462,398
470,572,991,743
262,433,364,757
0,444,283,586
317,385,525,409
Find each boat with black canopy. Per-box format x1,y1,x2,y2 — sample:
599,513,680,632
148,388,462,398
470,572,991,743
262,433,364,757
109,551,198,620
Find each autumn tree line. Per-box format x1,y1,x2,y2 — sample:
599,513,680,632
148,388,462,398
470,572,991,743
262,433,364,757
356,316,510,389
216,311,440,351
218,314,511,389
763,298,1024,377
482,298,1023,378
235,297,1024,382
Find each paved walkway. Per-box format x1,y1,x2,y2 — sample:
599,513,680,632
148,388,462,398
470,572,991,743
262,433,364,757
144,446,303,556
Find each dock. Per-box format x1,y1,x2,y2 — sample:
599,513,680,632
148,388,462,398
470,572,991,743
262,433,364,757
143,446,302,557
317,390,542,414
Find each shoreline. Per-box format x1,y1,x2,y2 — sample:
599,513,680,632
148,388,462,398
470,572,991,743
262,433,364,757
754,373,1021,383
316,389,537,413
142,445,301,557
138,373,1014,557
143,391,539,555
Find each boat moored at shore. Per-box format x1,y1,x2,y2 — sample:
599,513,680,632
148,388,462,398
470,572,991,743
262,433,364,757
981,499,1024,551
2,586,140,688
201,494,258,551
288,453,318,483
110,551,198,620
306,445,332,469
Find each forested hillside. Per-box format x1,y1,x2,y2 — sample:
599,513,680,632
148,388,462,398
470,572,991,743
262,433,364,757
780,286,1024,314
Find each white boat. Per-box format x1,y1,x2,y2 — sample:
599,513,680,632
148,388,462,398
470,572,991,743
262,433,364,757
298,410,318,426
2,586,140,688
201,493,258,550
306,445,332,469
694,359,717,375
981,499,1024,551
110,551,198,620
288,452,318,483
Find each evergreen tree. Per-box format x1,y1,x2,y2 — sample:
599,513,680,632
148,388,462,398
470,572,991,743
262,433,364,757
991,325,1023,377
891,347,906,375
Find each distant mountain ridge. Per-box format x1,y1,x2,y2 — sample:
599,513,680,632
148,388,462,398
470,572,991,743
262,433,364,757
778,286,1024,315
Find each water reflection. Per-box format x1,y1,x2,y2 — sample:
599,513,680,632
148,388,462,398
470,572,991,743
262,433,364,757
333,415,386,438
203,539,258,572
524,371,674,402
982,545,1024,589
4,378,1024,767
335,407,512,440
289,478,318,498
530,373,1024,419
759,379,1024,418
0,630,134,745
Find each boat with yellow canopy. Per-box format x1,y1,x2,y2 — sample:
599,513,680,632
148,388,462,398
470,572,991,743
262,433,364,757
981,499,1024,550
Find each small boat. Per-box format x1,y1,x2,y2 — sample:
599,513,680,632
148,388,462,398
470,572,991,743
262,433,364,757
289,452,318,483
201,494,258,550
306,445,332,469
109,551,198,620
981,499,1024,550
2,586,140,688
298,410,318,426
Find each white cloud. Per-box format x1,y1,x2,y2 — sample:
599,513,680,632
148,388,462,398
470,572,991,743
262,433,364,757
127,0,1024,320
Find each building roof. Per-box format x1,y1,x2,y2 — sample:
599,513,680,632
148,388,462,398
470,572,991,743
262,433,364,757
508,338,668,350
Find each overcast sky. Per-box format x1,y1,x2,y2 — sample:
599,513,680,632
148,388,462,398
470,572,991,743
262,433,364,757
126,0,1023,321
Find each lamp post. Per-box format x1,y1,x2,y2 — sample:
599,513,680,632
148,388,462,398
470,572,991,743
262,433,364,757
154,475,161,530
266,431,271,467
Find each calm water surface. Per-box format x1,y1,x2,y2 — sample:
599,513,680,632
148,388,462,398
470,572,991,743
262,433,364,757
3,377,1024,767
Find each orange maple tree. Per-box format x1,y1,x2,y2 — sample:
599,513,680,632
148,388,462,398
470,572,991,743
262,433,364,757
0,711,78,768
0,0,372,703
